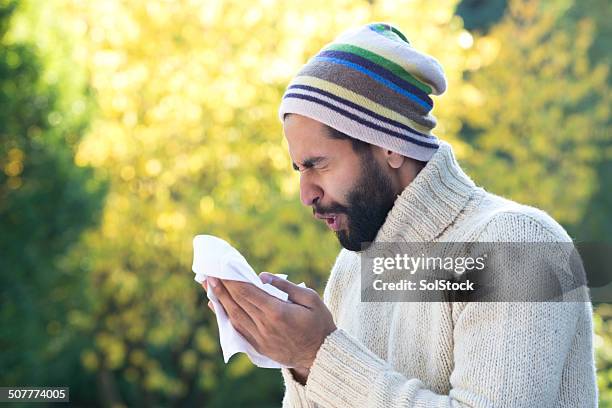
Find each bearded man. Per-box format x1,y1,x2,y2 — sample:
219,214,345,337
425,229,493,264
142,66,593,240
203,23,597,407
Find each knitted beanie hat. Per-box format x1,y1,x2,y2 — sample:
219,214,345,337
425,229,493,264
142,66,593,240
278,22,447,162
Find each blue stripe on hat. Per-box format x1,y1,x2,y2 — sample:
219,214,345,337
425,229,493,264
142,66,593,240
313,56,433,112
318,49,433,107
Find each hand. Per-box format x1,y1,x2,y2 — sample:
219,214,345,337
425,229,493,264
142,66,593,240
203,273,337,373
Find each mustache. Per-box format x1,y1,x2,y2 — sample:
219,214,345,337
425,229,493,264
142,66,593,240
312,202,349,216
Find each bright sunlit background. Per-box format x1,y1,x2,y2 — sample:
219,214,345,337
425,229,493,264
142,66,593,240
1,0,610,406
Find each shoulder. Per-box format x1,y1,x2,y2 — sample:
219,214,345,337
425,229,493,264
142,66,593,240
474,191,572,243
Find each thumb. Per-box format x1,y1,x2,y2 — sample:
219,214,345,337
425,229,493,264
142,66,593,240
259,272,317,307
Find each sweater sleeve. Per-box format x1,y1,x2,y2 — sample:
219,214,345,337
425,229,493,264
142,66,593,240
281,250,355,408
303,301,591,408
281,367,316,408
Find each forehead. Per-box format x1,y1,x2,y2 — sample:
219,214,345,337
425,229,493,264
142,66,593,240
283,114,351,160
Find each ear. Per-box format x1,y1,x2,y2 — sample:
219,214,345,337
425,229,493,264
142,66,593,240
385,150,405,169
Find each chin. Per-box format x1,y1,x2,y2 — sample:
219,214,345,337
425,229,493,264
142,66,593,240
336,230,371,252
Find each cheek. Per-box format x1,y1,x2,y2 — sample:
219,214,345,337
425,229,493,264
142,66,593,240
323,170,357,204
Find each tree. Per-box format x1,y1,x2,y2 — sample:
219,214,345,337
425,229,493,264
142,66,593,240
52,0,468,405
0,0,106,398
563,0,612,245
456,0,508,32
562,0,612,404
457,0,610,228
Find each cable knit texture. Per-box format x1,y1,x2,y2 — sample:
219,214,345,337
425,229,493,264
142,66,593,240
280,140,597,407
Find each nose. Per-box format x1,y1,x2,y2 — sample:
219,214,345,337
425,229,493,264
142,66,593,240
299,174,323,207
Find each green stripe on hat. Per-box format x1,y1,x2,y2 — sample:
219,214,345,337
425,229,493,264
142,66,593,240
324,43,433,94
369,23,410,44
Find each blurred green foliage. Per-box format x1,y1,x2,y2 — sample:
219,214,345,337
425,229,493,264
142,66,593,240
0,0,610,406
0,0,106,401
457,0,610,228
456,0,507,32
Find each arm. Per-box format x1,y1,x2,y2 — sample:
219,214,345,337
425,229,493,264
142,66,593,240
303,301,589,408
280,250,355,408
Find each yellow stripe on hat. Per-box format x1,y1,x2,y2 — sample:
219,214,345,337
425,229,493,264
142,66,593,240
292,75,434,136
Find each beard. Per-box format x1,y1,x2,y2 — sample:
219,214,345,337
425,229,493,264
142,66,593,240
314,152,398,252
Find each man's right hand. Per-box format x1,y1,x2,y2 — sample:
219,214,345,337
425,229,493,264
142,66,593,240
204,276,311,385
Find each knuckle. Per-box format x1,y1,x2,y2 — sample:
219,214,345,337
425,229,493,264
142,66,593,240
272,306,287,321
306,288,319,299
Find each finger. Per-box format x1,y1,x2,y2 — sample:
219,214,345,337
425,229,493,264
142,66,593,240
208,290,260,350
221,278,277,313
260,272,318,307
202,279,208,291
260,271,286,280
236,325,261,354
212,279,260,336
218,279,271,329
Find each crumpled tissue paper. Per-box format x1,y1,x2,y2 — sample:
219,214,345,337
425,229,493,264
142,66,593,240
192,234,305,368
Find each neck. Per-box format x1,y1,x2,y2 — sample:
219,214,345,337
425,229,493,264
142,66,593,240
373,140,481,244
395,158,426,195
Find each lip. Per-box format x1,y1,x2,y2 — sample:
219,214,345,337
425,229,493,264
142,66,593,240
314,213,341,231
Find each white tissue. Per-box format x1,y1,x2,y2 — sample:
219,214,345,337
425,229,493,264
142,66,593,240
192,234,305,369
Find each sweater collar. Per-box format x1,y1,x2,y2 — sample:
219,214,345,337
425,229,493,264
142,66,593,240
372,140,478,244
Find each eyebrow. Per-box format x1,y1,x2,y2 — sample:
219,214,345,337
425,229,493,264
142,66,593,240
292,156,326,171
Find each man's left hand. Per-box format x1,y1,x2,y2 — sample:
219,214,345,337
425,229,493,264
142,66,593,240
205,273,337,371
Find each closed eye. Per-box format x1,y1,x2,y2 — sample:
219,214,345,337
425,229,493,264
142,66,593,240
292,156,326,172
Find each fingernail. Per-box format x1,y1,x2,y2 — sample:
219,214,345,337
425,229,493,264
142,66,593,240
260,272,272,284
208,277,218,288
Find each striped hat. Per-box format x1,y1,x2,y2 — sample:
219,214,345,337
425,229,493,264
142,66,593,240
278,22,447,162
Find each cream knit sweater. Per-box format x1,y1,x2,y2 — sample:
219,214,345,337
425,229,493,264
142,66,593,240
280,140,597,407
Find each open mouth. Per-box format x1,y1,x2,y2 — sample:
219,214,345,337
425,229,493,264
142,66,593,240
316,213,341,231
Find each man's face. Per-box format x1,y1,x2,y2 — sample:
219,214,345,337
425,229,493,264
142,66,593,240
283,114,398,251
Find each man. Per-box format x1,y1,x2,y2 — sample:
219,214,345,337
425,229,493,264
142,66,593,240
203,23,597,407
